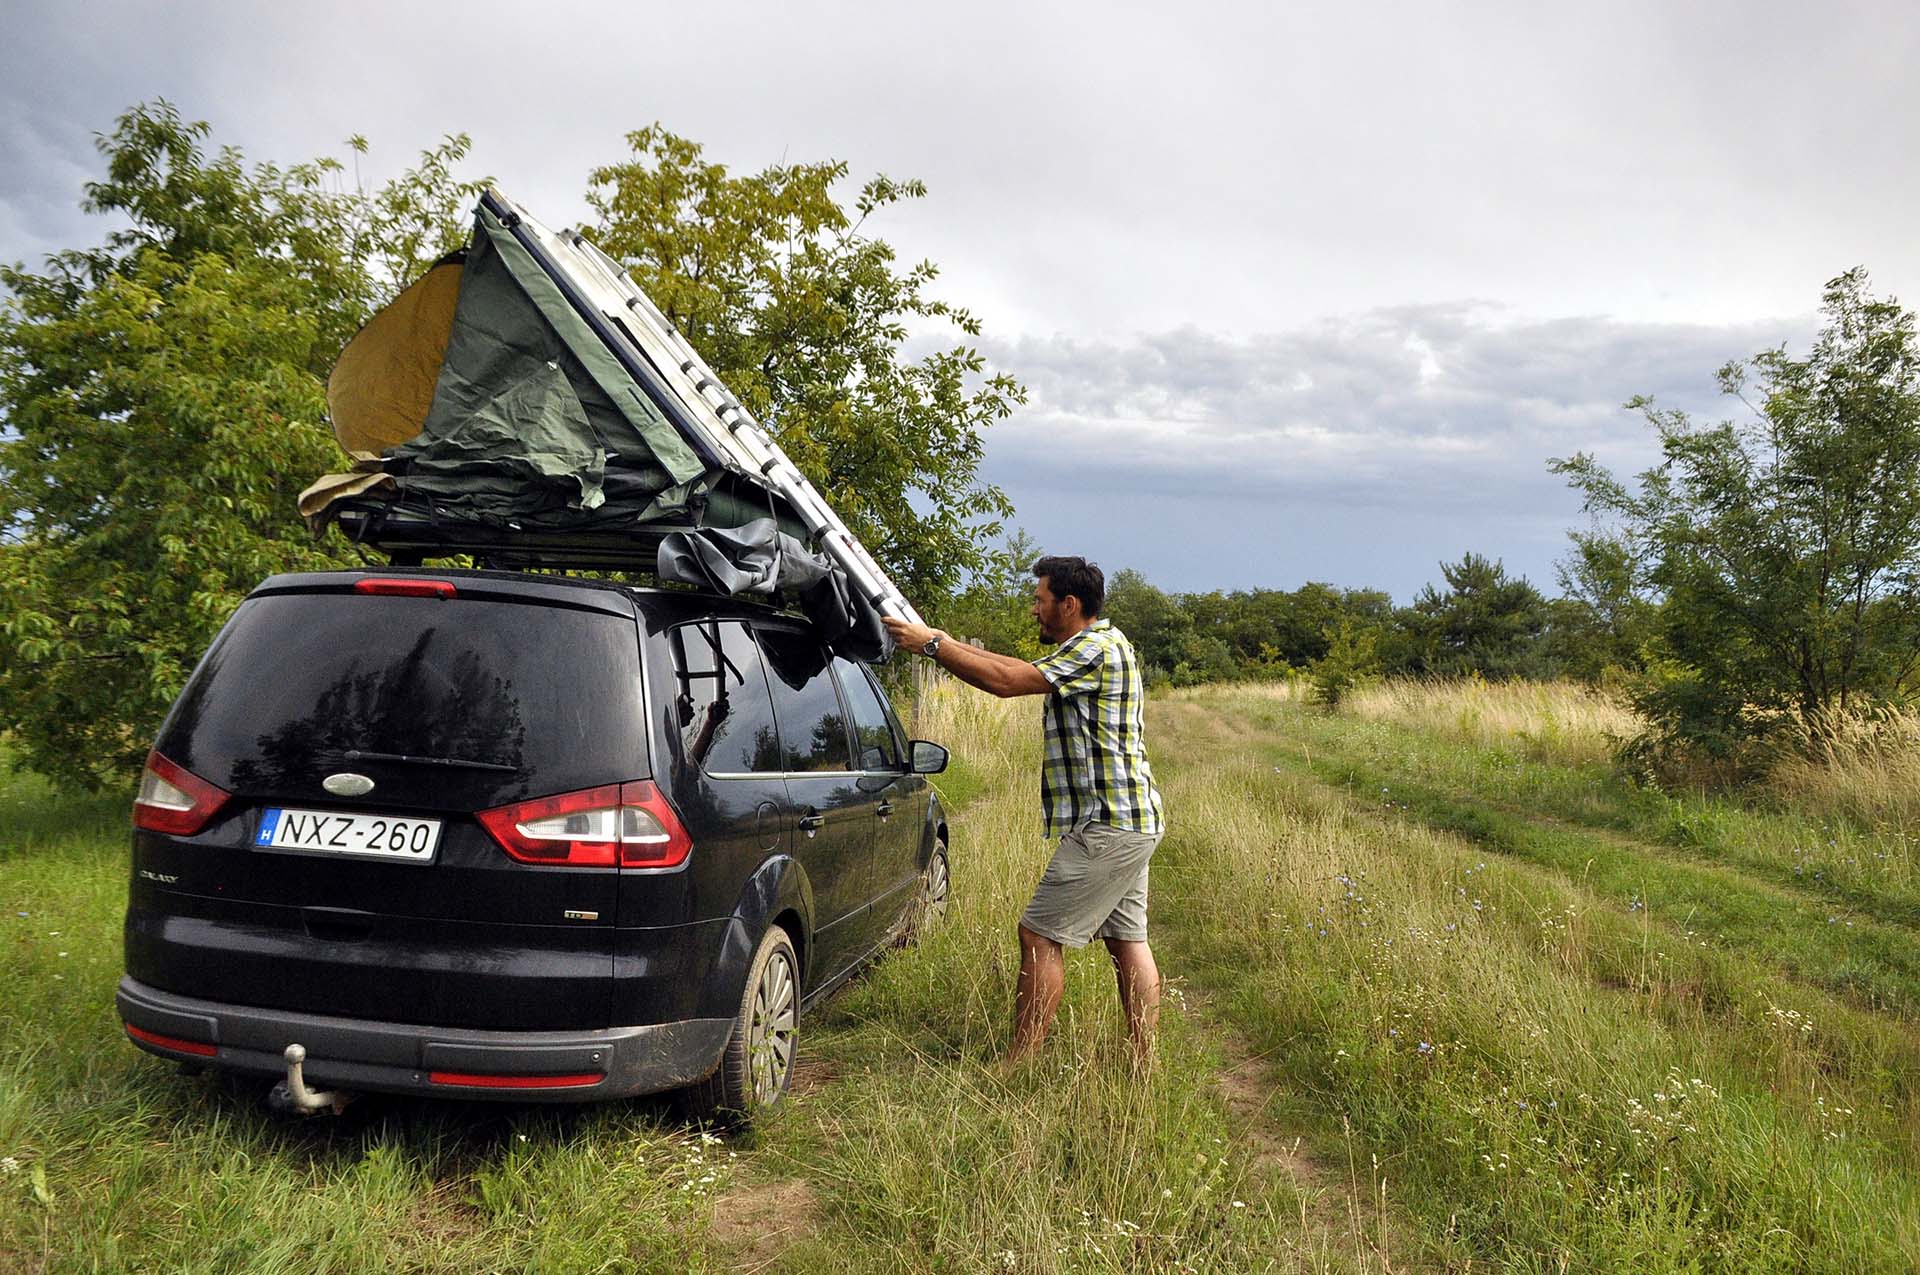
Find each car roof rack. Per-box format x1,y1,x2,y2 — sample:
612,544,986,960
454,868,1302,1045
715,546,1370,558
335,502,714,574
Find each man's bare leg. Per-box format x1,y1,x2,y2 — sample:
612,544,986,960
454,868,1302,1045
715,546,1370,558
1007,925,1066,1061
1103,937,1161,1062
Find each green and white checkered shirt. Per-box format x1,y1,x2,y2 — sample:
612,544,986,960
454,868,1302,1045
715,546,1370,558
1033,619,1164,838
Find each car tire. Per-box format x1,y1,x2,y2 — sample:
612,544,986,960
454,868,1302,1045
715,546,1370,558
899,839,950,947
683,923,799,1123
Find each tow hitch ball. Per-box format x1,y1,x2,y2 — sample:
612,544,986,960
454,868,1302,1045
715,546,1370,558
268,1043,354,1116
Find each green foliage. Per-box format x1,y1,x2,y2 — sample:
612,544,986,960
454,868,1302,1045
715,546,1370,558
1101,569,1193,671
1306,617,1380,706
930,528,1044,659
1406,552,1550,679
1554,526,1657,676
1554,269,1920,778
1104,571,1409,686
1164,632,1237,687
584,126,1023,602
0,103,481,789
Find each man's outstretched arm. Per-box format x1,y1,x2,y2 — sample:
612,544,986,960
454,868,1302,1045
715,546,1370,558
882,619,1052,698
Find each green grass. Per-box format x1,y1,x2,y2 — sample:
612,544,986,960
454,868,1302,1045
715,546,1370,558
6,684,1920,1271
1271,704,1920,1012
1152,690,1920,1269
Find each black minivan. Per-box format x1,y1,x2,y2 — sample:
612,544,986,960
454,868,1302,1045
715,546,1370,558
116,568,949,1117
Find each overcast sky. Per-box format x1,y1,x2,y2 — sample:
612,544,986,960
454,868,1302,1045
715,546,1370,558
6,0,1917,599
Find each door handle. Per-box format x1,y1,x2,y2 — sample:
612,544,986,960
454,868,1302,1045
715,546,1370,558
875,800,895,818
798,812,826,835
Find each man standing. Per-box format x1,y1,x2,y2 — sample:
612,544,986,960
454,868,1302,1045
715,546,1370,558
883,556,1166,1063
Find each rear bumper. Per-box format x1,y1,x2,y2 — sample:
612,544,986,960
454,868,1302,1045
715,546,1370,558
116,977,731,1103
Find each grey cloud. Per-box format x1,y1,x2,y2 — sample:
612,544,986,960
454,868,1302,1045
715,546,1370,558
973,309,1813,594
5,0,1919,339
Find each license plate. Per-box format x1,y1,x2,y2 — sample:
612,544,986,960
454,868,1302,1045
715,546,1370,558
255,808,441,864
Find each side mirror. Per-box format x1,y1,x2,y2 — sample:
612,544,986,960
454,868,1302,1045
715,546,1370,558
908,740,949,775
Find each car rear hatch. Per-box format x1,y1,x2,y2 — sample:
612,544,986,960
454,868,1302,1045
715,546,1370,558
126,572,656,1031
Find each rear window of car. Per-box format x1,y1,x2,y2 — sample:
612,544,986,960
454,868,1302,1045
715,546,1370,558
666,620,783,775
159,593,648,800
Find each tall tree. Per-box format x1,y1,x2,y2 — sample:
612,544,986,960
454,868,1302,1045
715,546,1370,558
0,103,480,788
1553,269,1920,759
584,126,1023,602
1408,553,1549,678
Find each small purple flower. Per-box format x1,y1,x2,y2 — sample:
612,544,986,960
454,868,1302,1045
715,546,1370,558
1417,1041,1434,1055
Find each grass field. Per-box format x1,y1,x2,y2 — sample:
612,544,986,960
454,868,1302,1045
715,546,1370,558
4,679,1918,1271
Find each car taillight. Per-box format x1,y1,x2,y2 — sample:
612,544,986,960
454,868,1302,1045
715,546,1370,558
353,577,457,598
477,780,691,870
133,751,231,836
615,781,694,869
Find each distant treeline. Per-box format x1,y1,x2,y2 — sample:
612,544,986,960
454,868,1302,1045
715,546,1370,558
938,540,1630,699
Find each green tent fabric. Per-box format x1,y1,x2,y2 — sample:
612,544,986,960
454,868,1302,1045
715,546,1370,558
384,204,708,526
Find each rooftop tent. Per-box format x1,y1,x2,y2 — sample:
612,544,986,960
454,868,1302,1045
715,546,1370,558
314,201,716,529
301,189,914,658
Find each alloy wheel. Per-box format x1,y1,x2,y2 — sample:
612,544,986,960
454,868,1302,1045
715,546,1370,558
746,949,797,1105
923,848,951,927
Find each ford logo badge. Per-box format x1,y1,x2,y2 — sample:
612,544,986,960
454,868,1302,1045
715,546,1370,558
323,773,375,798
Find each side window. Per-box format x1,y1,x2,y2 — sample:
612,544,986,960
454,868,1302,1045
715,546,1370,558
756,628,855,772
666,620,783,774
834,656,899,771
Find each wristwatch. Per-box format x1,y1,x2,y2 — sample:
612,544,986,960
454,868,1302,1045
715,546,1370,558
921,634,942,658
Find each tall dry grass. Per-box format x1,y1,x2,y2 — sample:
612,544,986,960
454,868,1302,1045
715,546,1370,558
1768,705,1920,832
1340,675,1920,836
1342,677,1640,769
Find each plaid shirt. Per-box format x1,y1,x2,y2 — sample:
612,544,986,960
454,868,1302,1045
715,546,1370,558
1033,619,1164,838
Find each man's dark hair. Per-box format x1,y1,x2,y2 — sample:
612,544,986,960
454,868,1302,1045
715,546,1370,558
1033,555,1104,618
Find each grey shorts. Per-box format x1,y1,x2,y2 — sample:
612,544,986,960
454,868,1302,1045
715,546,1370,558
1019,821,1161,947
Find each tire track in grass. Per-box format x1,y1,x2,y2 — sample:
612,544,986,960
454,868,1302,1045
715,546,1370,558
1151,699,1415,1269
1156,692,1920,1102
1308,712,1920,932
1285,744,1920,1017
